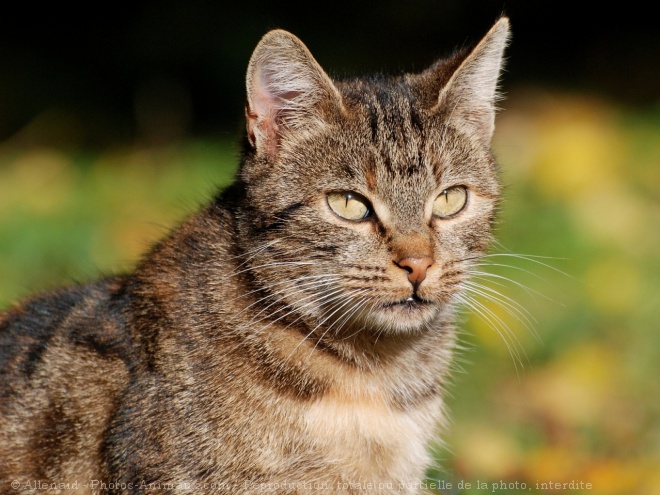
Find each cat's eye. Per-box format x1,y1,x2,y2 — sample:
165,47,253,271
432,186,468,218
327,191,371,221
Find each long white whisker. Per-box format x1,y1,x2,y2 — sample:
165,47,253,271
456,292,522,368
282,288,367,362
329,296,369,337
455,292,527,373
215,236,293,271
225,274,339,306
229,286,353,364
469,270,554,302
230,238,283,266
462,282,541,345
230,260,317,278
480,253,575,280
335,298,373,341
246,285,346,329
463,280,536,324
304,289,370,360
234,275,341,318
475,262,552,283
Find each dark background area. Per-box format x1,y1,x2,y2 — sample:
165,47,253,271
1,0,658,148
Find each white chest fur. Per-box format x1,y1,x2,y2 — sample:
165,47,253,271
302,386,443,490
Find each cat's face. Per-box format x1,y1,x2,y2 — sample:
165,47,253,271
236,21,508,337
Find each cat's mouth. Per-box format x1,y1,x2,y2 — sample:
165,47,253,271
382,294,431,309
350,293,440,332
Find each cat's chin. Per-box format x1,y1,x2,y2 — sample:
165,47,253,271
358,297,442,334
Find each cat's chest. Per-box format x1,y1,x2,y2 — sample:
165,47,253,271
302,382,442,483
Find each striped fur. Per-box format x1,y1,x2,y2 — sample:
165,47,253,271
1,18,509,494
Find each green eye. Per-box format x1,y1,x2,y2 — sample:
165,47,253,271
432,186,468,218
327,191,371,221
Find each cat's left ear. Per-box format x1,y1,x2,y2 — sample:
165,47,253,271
245,30,342,160
428,17,510,144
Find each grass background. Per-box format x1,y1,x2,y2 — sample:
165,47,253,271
0,86,658,494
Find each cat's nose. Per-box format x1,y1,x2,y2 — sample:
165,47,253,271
396,256,434,285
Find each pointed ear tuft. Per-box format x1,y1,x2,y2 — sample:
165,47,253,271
436,17,510,143
245,30,341,159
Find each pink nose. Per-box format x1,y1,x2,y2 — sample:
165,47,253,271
396,256,434,285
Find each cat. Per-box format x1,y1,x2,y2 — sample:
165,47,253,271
0,17,510,495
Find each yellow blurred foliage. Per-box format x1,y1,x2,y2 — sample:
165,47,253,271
453,425,522,479
532,119,624,200
467,296,530,360
524,445,586,484
585,257,641,315
581,458,656,495
571,182,648,253
522,343,619,427
496,90,659,259
496,93,626,199
0,148,75,217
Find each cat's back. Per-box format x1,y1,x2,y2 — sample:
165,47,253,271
0,277,134,398
0,277,134,480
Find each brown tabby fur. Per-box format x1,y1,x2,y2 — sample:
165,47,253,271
0,18,510,494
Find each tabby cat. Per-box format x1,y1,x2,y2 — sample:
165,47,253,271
0,17,510,494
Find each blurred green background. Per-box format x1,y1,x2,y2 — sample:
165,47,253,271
1,2,658,494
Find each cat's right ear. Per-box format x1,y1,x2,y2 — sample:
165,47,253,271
245,30,342,160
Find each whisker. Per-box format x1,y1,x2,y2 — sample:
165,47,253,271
224,286,351,360
230,237,284,266
479,253,575,280
233,275,341,317
329,295,369,337
475,261,552,283
335,298,373,341
462,282,540,344
282,288,367,362
304,289,370,360
454,292,528,373
214,236,291,268
231,260,317,278
246,284,346,329
463,280,536,324
468,270,555,303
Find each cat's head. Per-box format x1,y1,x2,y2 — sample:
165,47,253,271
234,19,509,338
